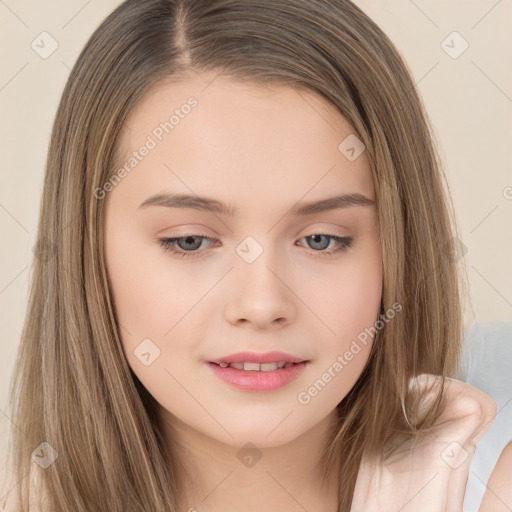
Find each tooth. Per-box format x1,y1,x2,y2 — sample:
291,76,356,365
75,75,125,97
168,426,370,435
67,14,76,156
260,362,279,372
243,362,261,371
225,361,291,371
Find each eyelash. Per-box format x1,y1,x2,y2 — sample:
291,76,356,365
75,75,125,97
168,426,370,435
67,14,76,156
157,233,354,260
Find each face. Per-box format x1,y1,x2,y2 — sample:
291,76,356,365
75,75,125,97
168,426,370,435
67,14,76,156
104,71,382,449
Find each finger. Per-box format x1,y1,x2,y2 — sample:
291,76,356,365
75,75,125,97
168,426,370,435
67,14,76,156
406,375,497,437
432,379,497,443
433,380,497,512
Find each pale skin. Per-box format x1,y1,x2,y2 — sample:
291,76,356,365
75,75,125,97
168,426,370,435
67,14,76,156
103,70,509,511
105,70,380,511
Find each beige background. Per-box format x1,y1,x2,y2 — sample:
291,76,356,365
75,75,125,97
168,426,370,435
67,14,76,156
1,0,511,495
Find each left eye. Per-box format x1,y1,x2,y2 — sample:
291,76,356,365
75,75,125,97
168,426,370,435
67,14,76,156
157,234,354,260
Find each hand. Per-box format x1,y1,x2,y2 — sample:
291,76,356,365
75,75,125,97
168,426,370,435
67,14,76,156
351,374,497,512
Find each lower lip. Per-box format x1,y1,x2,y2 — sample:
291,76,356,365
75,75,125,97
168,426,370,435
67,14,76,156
205,361,309,392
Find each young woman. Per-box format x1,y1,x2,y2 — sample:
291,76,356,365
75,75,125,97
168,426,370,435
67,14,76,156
3,1,510,510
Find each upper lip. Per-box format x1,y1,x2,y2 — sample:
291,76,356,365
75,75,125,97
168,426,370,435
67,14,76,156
209,351,308,365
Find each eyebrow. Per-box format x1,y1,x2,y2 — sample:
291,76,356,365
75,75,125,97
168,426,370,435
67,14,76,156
138,192,374,216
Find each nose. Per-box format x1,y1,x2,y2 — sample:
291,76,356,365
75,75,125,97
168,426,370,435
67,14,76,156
224,254,295,329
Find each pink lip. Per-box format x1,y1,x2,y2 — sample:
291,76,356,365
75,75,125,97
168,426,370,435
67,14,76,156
208,351,307,365
205,360,309,392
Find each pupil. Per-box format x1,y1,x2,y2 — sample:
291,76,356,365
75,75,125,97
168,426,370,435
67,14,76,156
181,236,200,250
310,234,328,250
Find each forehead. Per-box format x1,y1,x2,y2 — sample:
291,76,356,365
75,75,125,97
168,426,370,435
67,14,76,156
114,72,375,208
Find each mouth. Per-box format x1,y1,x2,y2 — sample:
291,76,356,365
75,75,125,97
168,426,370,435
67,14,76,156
208,351,308,368
209,361,304,371
205,359,310,392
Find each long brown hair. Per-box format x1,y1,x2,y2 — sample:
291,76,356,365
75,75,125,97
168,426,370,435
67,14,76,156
5,0,467,510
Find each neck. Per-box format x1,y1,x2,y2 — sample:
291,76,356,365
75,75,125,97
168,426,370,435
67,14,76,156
160,408,340,512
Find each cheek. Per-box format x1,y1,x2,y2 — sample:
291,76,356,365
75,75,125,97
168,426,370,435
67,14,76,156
105,225,196,338
105,232,205,394
303,249,382,339
302,247,382,393
337,259,382,333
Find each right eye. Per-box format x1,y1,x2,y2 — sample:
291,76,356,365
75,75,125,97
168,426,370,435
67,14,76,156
158,235,216,259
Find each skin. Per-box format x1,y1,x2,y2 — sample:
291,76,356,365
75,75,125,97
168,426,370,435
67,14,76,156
351,374,497,511
104,70,383,511
480,441,512,511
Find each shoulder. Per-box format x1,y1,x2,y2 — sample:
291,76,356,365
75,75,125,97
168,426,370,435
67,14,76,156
479,441,512,511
